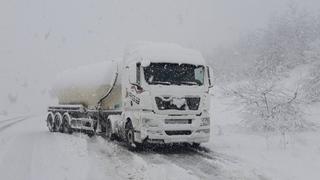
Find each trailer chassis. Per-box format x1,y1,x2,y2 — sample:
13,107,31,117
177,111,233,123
47,105,121,135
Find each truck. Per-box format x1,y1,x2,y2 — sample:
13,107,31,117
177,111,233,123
46,42,213,149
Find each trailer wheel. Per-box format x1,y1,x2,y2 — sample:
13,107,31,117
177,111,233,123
106,119,115,141
62,113,73,134
54,113,63,132
86,130,95,137
46,112,54,132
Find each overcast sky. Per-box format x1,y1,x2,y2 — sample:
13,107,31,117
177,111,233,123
0,0,319,114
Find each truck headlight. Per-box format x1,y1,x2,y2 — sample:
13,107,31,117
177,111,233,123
200,117,210,126
143,118,151,124
142,118,159,127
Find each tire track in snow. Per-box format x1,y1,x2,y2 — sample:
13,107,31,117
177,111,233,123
85,136,232,179
57,132,269,180
175,146,269,180
105,143,266,180
0,116,27,124
85,136,147,180
136,145,226,179
85,137,204,180
188,146,239,164
0,116,31,133
153,146,269,180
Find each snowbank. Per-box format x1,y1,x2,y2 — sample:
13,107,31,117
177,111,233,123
206,86,320,180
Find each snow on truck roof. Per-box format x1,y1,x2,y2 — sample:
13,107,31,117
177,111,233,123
124,42,206,66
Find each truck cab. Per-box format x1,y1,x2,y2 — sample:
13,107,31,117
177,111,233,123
119,43,213,147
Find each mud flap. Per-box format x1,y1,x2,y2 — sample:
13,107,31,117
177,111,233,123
140,127,148,140
134,131,142,143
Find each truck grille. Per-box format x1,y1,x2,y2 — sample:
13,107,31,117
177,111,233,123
165,130,192,136
155,97,200,110
165,119,192,124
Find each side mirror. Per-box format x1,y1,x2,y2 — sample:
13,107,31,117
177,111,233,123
128,63,136,84
129,62,142,88
207,66,214,88
131,82,143,92
129,70,136,84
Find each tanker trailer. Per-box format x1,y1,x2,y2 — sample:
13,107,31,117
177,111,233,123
47,42,214,150
47,60,122,135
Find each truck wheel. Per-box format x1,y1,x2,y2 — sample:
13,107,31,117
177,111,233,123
126,121,143,151
54,113,63,132
46,113,54,132
106,119,115,141
62,113,73,134
126,121,140,151
192,143,201,148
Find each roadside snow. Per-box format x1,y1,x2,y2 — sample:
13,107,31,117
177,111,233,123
207,87,320,180
0,116,89,180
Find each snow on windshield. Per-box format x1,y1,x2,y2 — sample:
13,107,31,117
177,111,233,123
143,63,204,86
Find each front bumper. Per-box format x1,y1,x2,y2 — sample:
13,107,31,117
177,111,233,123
137,112,210,144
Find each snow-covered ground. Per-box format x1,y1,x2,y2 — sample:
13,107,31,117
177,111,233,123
0,88,319,180
208,86,320,180
0,115,255,180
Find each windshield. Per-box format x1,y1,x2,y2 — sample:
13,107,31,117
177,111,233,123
143,63,204,86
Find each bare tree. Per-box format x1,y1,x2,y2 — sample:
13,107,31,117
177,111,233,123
227,80,310,133
302,63,320,103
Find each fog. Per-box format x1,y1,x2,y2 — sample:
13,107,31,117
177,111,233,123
0,0,319,114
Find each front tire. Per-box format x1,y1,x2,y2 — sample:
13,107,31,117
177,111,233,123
126,121,137,150
192,143,201,148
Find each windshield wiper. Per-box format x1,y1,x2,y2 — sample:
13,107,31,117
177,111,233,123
180,81,198,85
151,81,171,85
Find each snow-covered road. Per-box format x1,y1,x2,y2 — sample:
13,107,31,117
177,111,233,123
0,115,91,180
0,115,263,180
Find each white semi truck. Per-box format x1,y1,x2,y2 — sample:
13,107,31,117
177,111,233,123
47,42,213,149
